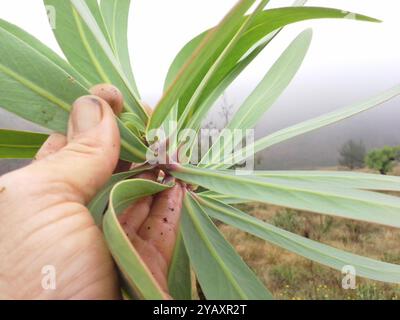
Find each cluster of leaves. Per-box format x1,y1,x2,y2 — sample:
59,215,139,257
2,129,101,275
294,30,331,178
366,146,400,175
1,0,400,300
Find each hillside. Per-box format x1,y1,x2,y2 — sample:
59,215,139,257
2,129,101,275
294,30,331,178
221,165,400,300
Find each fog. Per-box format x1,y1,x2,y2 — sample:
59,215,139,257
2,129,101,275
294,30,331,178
0,0,399,173
2,66,399,172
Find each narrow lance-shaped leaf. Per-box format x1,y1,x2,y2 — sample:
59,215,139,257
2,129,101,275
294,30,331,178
118,119,149,163
176,0,271,133
161,101,180,157
200,28,313,166
199,196,400,284
172,165,400,228
229,29,313,130
177,36,276,161
165,3,310,160
182,193,272,300
0,19,90,88
198,170,400,203
88,166,152,226
0,129,48,159
198,191,249,205
253,170,400,192
100,0,140,96
104,179,171,300
164,0,309,134
164,0,308,89
168,230,192,300
218,84,400,168
120,112,146,137
174,7,379,132
148,0,258,133
203,6,379,98
70,0,145,118
179,7,379,163
0,18,87,132
44,0,147,122
0,17,147,162
169,0,271,161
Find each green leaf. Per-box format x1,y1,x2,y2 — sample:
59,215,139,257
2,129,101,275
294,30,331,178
182,193,272,300
232,28,313,130
0,19,89,88
254,170,400,192
44,0,146,121
164,33,202,92
118,119,148,163
164,1,309,127
199,170,400,203
199,196,400,284
161,101,180,157
218,84,400,168
163,6,378,135
104,179,171,300
176,0,271,133
100,0,140,97
88,166,152,226
120,112,146,137
148,0,258,133
200,28,313,165
198,191,249,205
0,129,48,159
164,0,308,90
0,16,147,162
168,230,192,300
0,18,87,132
173,165,400,228
204,6,379,102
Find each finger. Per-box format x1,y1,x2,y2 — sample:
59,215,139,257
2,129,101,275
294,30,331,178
90,84,124,116
29,95,121,204
89,84,138,175
128,233,170,293
138,182,185,265
34,133,67,161
119,172,157,240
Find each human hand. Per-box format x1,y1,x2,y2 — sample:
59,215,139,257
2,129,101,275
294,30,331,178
0,84,183,300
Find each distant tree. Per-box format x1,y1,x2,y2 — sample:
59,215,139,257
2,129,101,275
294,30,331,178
203,93,234,130
365,146,400,175
197,93,235,164
338,140,366,170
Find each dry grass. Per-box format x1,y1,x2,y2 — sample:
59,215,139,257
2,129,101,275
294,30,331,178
219,166,400,300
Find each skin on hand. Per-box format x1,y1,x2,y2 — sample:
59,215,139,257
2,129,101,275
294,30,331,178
0,84,183,300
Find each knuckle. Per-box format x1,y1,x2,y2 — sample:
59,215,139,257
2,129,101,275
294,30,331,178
64,140,103,158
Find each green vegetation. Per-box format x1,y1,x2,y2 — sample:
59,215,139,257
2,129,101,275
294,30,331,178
0,0,400,299
230,197,400,300
365,146,400,175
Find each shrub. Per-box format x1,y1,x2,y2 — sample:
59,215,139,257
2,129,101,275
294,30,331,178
272,209,302,233
365,146,400,175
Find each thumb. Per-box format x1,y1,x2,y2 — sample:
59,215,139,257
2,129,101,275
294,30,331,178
32,95,121,204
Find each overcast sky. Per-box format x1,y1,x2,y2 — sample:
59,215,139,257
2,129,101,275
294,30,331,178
0,0,399,169
0,0,399,106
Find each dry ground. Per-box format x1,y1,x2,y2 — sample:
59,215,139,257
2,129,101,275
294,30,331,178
219,166,400,300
